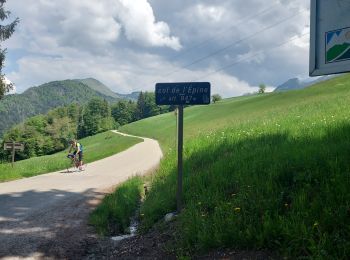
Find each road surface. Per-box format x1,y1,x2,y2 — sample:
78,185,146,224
0,131,163,259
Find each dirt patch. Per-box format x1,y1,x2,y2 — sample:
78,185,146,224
70,219,276,260
71,221,177,259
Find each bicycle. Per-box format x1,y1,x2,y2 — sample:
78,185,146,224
66,153,86,173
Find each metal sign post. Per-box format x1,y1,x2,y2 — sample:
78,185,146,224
155,82,211,213
3,142,24,167
177,105,184,212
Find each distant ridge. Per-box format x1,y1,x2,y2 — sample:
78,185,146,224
274,78,304,92
274,75,339,92
75,78,120,99
117,91,141,101
0,78,141,137
75,78,140,101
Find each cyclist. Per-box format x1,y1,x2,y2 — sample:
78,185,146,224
68,139,84,170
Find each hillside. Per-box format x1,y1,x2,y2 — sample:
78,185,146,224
76,78,140,101
0,80,117,136
120,74,350,258
75,78,120,99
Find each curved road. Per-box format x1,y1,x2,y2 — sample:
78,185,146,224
0,131,163,259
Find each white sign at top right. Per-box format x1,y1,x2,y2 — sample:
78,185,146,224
310,0,350,76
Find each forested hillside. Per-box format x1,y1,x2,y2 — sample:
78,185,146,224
0,98,115,162
0,91,173,163
0,80,117,136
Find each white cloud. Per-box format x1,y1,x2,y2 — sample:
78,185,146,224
205,73,259,97
236,51,266,64
58,1,122,51
3,0,312,97
6,0,181,53
195,4,226,23
8,50,260,97
114,0,182,50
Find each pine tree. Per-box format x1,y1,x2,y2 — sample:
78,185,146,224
0,0,19,99
136,91,145,120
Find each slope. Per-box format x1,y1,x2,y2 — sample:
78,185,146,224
75,78,120,99
76,78,140,101
120,74,350,258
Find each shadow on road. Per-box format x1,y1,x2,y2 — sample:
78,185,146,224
0,188,106,259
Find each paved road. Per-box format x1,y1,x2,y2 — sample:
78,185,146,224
0,131,163,259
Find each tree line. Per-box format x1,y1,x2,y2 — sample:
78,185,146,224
0,92,174,162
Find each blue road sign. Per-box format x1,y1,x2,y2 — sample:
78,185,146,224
155,82,211,105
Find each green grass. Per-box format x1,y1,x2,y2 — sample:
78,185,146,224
89,176,143,236
0,131,141,182
120,74,350,258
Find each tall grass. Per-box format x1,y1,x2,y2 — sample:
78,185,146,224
122,74,350,258
0,131,141,182
89,176,143,236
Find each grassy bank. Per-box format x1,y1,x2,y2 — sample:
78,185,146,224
0,131,141,182
89,176,143,236
120,74,350,258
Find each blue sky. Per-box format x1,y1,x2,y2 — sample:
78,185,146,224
3,0,309,96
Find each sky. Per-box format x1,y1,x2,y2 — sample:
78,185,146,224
3,0,310,97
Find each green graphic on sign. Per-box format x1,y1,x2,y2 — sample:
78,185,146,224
326,27,350,64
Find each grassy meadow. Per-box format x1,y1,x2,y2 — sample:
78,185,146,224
0,131,141,182
119,74,350,258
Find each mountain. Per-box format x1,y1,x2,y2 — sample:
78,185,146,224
117,91,141,101
0,79,118,137
75,78,140,101
274,75,338,92
75,78,120,99
274,78,304,92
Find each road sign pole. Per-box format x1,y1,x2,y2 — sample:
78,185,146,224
155,82,211,214
11,141,15,168
177,105,184,213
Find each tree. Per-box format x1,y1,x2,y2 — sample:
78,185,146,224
0,0,19,99
136,91,162,120
78,98,115,138
212,94,222,103
111,100,135,126
258,83,266,94
136,92,145,120
143,92,160,118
